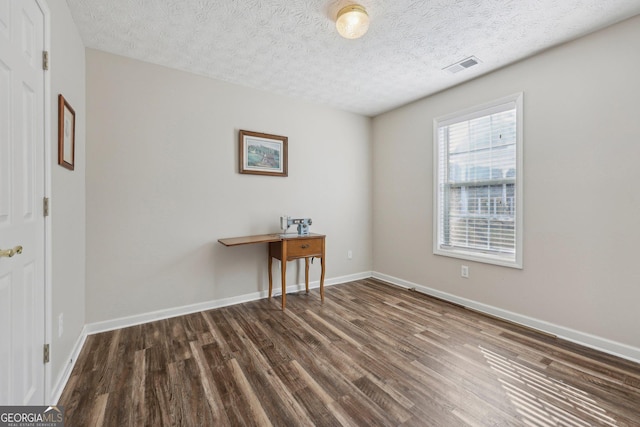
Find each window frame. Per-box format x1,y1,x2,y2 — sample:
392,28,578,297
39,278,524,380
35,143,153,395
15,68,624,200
433,93,524,269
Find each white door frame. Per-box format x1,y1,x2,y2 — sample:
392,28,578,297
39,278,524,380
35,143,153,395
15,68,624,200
35,0,52,404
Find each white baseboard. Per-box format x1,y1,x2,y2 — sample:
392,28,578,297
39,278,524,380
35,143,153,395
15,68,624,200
51,325,88,404
372,272,640,364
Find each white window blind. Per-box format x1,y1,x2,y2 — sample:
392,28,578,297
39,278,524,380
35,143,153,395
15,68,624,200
434,93,523,268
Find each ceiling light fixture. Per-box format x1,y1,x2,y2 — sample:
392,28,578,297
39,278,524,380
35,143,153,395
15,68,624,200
336,4,370,39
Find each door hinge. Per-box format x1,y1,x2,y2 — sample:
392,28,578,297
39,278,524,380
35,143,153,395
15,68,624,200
44,344,50,364
43,197,49,217
42,51,49,71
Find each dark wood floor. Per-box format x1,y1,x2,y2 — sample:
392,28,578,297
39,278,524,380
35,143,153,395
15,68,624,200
59,279,640,426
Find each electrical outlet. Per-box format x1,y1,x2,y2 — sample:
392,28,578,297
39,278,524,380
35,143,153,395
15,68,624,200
58,313,64,337
347,250,353,260
461,265,469,278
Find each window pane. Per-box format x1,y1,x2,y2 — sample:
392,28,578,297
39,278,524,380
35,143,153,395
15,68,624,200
435,94,521,266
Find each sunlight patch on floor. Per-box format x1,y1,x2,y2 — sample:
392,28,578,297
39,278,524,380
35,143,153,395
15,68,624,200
480,346,617,426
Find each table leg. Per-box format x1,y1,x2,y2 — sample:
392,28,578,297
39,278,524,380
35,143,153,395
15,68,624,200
281,259,287,310
268,252,273,299
320,256,325,303
305,258,310,294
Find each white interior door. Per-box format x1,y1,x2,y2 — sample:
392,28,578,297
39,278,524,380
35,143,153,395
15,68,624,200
0,0,46,405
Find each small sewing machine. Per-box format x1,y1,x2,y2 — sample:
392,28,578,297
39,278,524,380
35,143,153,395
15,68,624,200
280,215,312,236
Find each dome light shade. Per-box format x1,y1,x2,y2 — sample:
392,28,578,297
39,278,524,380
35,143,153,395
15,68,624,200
336,5,369,39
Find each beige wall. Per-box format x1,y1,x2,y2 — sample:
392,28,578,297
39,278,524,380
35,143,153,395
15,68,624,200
85,50,372,323
373,15,640,352
48,0,86,394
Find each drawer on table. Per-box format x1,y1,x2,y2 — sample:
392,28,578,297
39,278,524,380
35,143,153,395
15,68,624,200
286,238,323,258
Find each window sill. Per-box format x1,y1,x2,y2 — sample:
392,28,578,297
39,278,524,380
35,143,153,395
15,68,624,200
434,247,522,269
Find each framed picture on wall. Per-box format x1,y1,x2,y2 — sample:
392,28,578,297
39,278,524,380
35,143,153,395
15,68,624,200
58,94,76,170
239,130,288,177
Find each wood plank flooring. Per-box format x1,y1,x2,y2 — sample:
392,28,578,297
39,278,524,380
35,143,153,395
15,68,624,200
59,279,640,426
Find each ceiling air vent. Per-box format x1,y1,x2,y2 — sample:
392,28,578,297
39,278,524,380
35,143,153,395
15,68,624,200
443,56,481,74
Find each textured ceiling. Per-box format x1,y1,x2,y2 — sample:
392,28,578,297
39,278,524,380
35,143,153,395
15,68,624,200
66,0,640,116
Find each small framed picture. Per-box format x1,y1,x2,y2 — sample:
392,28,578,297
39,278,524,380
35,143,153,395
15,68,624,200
239,130,288,177
58,94,75,170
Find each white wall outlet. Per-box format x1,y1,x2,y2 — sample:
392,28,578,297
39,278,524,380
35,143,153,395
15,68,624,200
347,250,353,260
58,313,64,338
461,265,469,278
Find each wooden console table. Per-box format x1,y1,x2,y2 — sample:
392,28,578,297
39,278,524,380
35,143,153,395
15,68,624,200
218,233,325,310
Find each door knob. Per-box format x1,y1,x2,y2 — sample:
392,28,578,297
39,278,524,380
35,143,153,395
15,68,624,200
0,246,23,258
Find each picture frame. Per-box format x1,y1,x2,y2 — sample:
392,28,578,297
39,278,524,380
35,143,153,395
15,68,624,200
239,130,288,177
58,94,75,170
